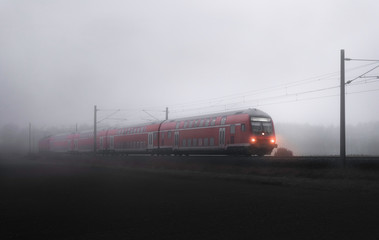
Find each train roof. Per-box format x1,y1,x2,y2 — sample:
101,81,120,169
166,108,272,122
42,108,272,140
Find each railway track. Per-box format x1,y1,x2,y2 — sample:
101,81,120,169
32,153,379,171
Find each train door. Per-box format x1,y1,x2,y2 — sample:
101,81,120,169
74,139,78,151
148,132,154,150
99,137,104,150
219,128,225,148
174,131,179,149
109,136,114,150
68,140,72,152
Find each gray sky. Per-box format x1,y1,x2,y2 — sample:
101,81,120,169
1,0,379,129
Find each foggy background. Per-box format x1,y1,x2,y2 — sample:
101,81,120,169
1,0,379,155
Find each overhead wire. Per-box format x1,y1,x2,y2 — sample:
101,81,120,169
101,62,376,118
140,63,370,112
98,62,379,122
167,63,377,112
346,64,379,84
180,61,377,104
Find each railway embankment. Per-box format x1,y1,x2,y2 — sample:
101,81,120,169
4,153,378,192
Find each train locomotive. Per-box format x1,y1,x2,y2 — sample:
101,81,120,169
39,108,278,156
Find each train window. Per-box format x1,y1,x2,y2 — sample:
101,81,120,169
193,138,197,146
176,122,180,129
205,119,210,126
251,122,262,133
168,131,172,139
189,120,193,128
188,139,191,147
204,138,208,146
161,132,165,139
199,119,204,127
184,121,188,128
241,124,246,132
210,117,216,126
198,138,202,146
154,132,158,140
221,116,227,125
262,122,273,135
230,125,235,134
210,137,214,146
182,139,186,147
194,120,198,127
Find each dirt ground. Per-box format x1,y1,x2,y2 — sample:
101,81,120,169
1,154,379,240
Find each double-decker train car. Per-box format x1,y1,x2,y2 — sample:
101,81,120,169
39,108,277,156
158,108,277,156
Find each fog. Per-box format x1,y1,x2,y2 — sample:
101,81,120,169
1,0,379,154
275,122,379,156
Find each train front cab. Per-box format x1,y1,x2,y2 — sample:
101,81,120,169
248,116,277,156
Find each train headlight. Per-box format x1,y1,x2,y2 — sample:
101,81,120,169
270,138,276,144
251,138,256,143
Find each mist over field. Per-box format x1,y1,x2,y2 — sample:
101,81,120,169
275,122,379,156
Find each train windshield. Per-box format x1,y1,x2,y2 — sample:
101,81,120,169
250,117,273,135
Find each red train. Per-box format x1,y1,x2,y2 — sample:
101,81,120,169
39,108,278,156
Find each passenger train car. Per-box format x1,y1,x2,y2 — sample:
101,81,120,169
39,108,277,156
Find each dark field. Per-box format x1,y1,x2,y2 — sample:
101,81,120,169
1,154,379,239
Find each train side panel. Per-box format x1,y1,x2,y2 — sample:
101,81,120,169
39,109,277,156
